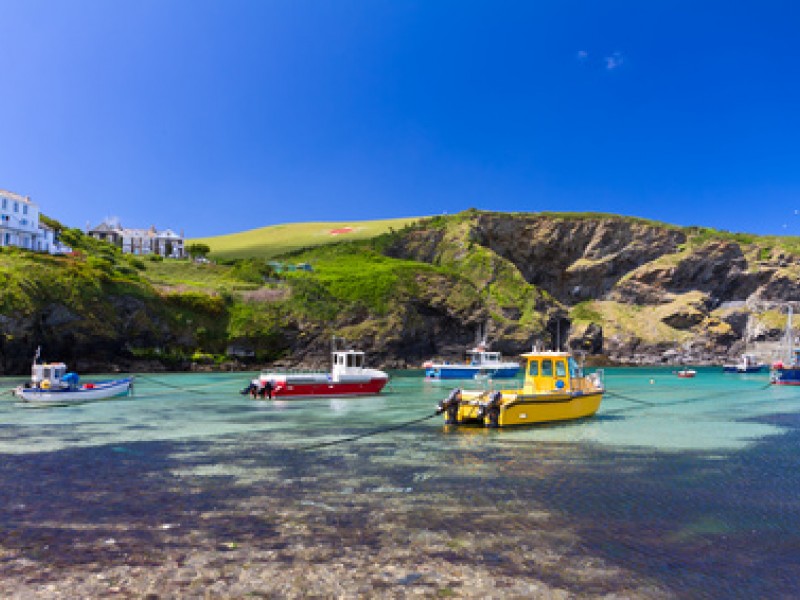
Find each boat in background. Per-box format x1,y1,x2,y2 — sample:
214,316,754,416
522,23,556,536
243,343,389,399
436,350,604,428
723,353,767,374
771,307,800,385
13,348,133,404
676,369,697,378
424,343,519,380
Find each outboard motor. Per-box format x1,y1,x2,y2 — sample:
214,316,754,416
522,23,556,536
485,390,503,428
436,388,462,425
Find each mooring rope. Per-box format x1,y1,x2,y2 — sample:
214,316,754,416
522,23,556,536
602,382,775,416
133,373,239,396
300,412,439,452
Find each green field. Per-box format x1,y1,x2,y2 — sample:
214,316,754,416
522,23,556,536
189,217,423,260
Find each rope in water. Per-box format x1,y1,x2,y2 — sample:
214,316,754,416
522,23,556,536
300,412,439,452
133,374,240,395
603,382,775,416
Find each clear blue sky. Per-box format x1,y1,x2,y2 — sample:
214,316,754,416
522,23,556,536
1,0,799,237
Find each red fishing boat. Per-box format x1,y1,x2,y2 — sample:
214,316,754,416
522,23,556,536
242,348,389,399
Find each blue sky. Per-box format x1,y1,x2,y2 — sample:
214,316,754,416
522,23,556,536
1,1,799,238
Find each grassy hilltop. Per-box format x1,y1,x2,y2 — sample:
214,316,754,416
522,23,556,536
189,217,421,260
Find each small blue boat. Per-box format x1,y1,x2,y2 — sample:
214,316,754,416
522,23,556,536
424,345,519,380
770,307,800,385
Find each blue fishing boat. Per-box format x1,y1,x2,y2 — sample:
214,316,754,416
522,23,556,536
424,344,519,380
770,307,800,385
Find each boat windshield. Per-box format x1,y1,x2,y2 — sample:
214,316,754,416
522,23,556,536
568,357,580,378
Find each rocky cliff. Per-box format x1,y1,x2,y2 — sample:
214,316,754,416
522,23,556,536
383,212,799,366
1,211,798,374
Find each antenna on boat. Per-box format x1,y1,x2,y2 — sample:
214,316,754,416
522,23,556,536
787,306,795,365
33,346,40,366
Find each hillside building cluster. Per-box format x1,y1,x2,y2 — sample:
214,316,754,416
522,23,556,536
87,221,185,258
0,190,71,254
0,188,187,259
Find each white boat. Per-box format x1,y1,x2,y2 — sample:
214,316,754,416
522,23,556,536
12,349,133,404
723,353,767,374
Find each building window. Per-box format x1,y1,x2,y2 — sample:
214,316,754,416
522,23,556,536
23,205,28,215
13,202,18,213
1,198,6,209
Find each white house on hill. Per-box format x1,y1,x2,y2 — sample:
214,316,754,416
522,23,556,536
88,221,185,258
0,189,71,254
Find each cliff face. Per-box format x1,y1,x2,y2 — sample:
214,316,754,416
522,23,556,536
384,213,800,365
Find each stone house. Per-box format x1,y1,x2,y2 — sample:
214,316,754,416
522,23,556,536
88,221,185,258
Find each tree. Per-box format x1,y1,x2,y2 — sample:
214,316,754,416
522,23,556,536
186,243,211,260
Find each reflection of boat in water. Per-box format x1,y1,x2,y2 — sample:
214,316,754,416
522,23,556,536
424,344,519,380
243,347,389,399
13,349,133,404
436,350,604,428
676,369,697,378
723,354,767,374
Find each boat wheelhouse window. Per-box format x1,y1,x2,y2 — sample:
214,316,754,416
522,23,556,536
528,360,539,377
568,357,579,378
541,359,553,377
555,360,567,378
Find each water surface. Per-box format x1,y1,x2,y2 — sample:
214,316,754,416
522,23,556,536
1,367,799,597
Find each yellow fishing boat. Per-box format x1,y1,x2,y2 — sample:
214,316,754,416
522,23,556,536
436,350,604,428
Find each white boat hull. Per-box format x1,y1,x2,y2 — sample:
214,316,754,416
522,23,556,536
14,378,133,404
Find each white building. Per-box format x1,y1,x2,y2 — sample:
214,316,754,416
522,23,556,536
88,221,185,258
0,189,70,254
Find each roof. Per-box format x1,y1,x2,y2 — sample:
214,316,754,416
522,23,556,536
520,351,573,359
0,189,35,204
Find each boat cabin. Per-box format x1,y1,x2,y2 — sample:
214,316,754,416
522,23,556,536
467,350,503,366
331,350,367,380
31,362,67,388
520,351,582,394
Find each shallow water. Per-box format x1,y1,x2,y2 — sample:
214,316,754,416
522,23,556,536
1,367,799,597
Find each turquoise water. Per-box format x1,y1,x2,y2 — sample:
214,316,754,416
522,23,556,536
1,367,800,596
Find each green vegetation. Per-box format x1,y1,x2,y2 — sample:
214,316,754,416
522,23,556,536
189,217,422,260
185,242,211,259
7,208,800,372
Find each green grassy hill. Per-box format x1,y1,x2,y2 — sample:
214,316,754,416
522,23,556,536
189,217,422,260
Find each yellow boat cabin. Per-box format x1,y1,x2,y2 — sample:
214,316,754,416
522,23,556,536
436,350,604,428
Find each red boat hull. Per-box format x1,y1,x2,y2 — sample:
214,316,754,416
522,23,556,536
272,377,388,398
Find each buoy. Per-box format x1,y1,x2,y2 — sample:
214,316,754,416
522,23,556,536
650,379,655,385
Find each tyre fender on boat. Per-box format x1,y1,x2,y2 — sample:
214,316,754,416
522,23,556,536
40,379,51,390
485,391,502,428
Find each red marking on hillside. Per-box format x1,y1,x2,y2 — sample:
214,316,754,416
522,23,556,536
329,227,354,235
